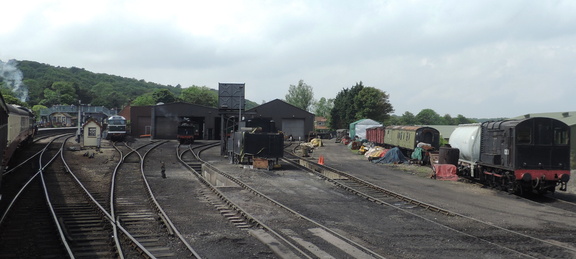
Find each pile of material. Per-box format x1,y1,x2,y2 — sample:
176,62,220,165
371,147,408,164
347,141,362,150
309,138,323,147
363,146,387,159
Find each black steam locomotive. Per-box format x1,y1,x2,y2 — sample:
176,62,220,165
177,118,197,144
450,117,571,194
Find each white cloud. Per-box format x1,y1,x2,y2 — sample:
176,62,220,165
1,0,576,118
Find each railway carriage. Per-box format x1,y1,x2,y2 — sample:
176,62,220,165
4,105,35,164
383,126,440,161
1,104,35,198
366,126,385,145
450,117,570,194
0,95,8,195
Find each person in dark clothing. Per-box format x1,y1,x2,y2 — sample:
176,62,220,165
161,162,166,178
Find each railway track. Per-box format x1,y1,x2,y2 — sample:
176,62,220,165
112,141,200,258
283,149,576,258
0,135,74,257
186,142,387,258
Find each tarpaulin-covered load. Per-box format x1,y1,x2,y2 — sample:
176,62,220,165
365,147,388,161
349,119,382,140
432,164,458,181
364,146,387,158
371,147,408,164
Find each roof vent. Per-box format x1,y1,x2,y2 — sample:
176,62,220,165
524,114,530,118
562,112,570,118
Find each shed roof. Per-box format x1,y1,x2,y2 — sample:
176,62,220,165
351,118,381,126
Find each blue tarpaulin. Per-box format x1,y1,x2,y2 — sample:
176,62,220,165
371,147,408,164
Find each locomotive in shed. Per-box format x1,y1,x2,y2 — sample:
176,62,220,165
177,118,198,144
449,117,570,194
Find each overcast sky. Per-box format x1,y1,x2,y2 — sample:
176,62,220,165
1,0,575,118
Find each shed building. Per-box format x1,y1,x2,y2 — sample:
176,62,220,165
245,99,314,140
129,102,220,140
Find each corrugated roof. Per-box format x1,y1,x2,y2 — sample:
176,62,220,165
512,111,576,126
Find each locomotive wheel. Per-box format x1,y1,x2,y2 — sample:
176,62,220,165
504,173,516,194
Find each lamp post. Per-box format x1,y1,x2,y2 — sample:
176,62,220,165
238,85,243,126
77,100,81,143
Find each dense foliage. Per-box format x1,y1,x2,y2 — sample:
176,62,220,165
330,82,394,129
388,109,476,125
0,60,259,110
285,79,314,111
13,60,178,108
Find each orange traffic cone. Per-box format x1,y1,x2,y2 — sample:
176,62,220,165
318,155,324,165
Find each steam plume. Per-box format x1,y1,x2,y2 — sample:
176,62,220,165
0,59,29,102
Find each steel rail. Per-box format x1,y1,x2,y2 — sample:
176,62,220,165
114,141,164,258
2,133,71,177
0,135,66,225
195,146,386,259
178,142,313,259
110,143,125,259
39,135,75,258
284,151,574,257
139,141,202,259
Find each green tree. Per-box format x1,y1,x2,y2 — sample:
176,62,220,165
0,88,25,106
353,87,394,122
131,92,156,106
285,80,314,111
455,114,475,124
312,97,333,118
179,86,217,107
442,114,454,125
39,81,77,106
152,89,176,104
330,82,364,129
397,111,417,125
415,109,443,125
32,104,47,121
330,82,394,129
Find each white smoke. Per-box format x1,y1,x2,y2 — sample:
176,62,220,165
0,59,28,102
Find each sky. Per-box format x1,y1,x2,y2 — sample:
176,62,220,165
1,0,575,118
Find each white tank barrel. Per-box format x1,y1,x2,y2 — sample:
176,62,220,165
449,123,481,162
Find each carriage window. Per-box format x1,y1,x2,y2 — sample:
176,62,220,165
554,127,569,145
536,123,553,145
516,127,531,144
